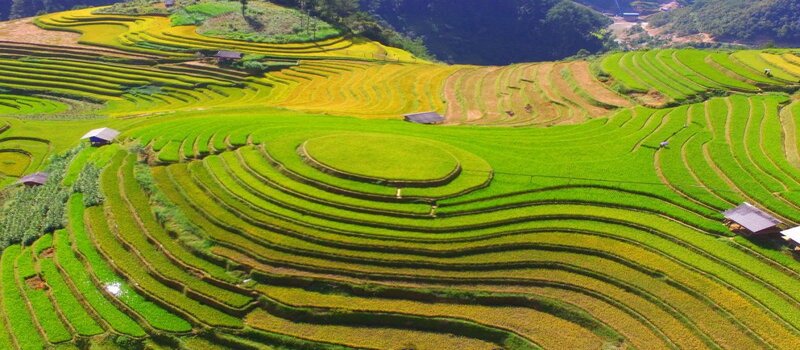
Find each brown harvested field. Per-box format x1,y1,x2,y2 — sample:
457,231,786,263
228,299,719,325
444,60,626,126
0,18,81,47
0,18,153,58
567,61,633,108
551,63,609,119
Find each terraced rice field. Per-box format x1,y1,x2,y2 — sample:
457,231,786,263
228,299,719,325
444,61,633,125
36,7,419,62
3,3,800,350
600,49,800,105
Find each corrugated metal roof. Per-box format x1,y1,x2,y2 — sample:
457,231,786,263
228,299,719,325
722,202,781,233
18,172,48,185
215,50,243,59
81,127,120,142
781,226,800,244
404,112,445,124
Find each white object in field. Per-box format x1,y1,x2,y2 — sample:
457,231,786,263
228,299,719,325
105,282,122,297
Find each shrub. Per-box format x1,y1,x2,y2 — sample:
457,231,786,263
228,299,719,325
73,163,104,207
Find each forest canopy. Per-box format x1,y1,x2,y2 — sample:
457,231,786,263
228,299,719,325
648,0,800,45
361,0,612,65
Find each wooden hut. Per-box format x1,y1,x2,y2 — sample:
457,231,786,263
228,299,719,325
403,112,445,125
18,172,48,187
722,202,781,235
81,127,120,146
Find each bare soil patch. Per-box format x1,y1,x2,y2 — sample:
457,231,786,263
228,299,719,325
0,18,81,47
39,247,55,259
25,275,48,291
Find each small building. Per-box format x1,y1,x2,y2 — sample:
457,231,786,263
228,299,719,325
722,202,782,235
18,172,48,187
403,111,445,125
780,227,800,252
214,50,243,63
623,12,640,22
164,0,175,8
81,127,120,146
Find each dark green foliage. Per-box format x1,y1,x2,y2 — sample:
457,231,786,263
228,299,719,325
7,0,117,19
0,146,80,251
359,0,612,65
649,0,800,45
72,163,103,207
94,0,169,15
272,0,434,59
576,0,673,14
236,59,297,74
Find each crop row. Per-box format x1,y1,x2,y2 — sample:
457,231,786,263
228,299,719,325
600,49,800,105
36,8,421,62
144,152,800,349
444,61,631,126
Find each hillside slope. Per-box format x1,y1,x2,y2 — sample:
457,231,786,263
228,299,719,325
4,3,800,350
363,0,612,65
649,0,800,45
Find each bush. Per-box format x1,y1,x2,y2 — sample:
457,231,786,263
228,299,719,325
73,163,104,207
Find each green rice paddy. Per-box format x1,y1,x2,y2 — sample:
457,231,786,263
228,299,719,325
2,2,800,350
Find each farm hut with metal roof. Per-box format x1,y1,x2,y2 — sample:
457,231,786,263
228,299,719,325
81,127,120,146
404,112,445,125
781,227,800,251
164,0,175,7
623,12,640,22
722,202,782,235
18,172,48,187
214,50,243,62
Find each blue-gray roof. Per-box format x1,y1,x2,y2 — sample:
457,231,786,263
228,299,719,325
722,202,781,233
215,50,243,59
18,172,48,185
81,127,120,142
404,112,445,124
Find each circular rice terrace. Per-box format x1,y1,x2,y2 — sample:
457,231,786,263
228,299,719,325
301,133,461,186
8,2,800,350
